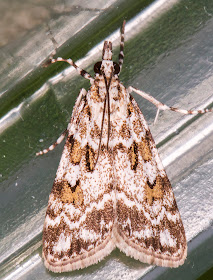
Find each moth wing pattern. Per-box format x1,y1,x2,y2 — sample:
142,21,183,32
39,19,192,272
113,95,187,267
42,90,116,272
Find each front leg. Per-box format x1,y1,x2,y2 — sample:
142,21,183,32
36,88,87,156
36,130,67,156
127,86,212,124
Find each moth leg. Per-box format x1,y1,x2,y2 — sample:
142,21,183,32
127,86,212,123
42,24,59,67
43,24,94,83
43,52,94,83
36,130,67,156
118,20,126,71
36,88,87,156
51,57,94,83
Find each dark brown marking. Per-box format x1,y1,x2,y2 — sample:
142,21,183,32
83,104,91,121
170,107,177,112
80,69,87,77
101,144,105,151
120,121,131,139
146,129,155,143
113,84,122,101
71,179,80,193
132,118,144,137
94,61,102,74
109,183,114,191
161,176,172,193
85,202,114,235
117,201,148,234
90,84,103,102
128,141,138,170
114,143,126,153
119,53,124,61
127,101,134,116
147,179,155,190
120,41,124,52
67,238,82,257
51,180,64,197
90,122,101,138
67,135,82,164
46,206,62,220
78,121,87,138
81,94,87,103
43,58,52,68
85,144,95,172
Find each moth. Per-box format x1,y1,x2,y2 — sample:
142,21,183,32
37,21,212,273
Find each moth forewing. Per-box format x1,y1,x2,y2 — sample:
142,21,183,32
112,96,187,267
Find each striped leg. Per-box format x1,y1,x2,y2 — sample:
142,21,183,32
36,130,67,156
36,88,87,156
44,56,94,84
51,58,94,83
118,20,126,71
127,86,213,123
43,26,94,83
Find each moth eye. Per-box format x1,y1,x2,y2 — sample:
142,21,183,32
113,62,120,74
94,61,102,74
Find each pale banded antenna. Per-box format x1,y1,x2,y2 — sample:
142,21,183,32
118,20,126,71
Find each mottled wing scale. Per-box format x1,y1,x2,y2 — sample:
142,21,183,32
43,86,116,272
40,20,192,272
112,94,187,267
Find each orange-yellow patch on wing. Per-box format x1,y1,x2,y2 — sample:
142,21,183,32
138,136,152,162
144,176,164,205
61,181,84,205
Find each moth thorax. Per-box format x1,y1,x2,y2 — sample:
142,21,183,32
102,41,113,60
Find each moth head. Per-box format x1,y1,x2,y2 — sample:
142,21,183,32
94,41,120,77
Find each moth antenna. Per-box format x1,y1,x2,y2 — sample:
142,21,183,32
118,20,126,71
